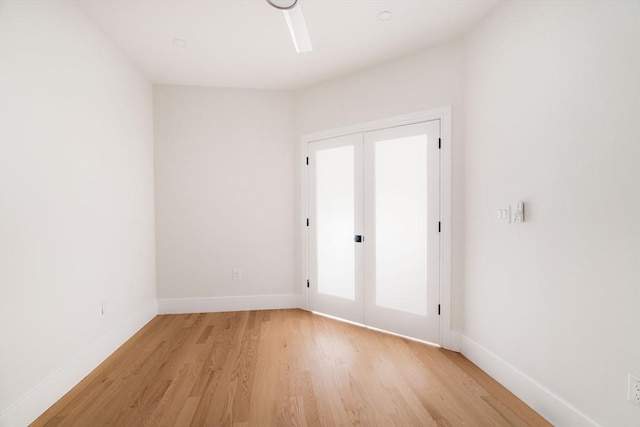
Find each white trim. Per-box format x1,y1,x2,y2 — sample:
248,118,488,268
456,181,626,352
300,136,310,311
301,108,451,144
157,294,301,314
437,106,455,351
446,329,461,351
0,300,158,427
460,335,601,427
299,106,455,349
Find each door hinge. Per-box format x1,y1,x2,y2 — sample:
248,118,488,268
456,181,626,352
306,279,310,288
438,221,441,233
438,304,441,315
306,157,309,165
438,138,441,149
306,218,309,227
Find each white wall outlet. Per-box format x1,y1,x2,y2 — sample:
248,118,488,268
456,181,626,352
629,374,640,406
232,268,242,281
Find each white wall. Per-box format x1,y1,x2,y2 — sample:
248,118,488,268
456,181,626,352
154,85,297,309
0,1,157,425
463,1,640,426
295,42,467,332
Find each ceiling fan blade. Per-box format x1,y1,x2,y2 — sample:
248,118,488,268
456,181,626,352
283,4,312,53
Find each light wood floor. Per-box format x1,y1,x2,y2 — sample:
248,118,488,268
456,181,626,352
32,309,551,426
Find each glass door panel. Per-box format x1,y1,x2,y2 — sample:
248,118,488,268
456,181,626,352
315,145,355,300
374,135,428,316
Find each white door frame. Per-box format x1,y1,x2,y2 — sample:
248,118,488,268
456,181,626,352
299,106,455,350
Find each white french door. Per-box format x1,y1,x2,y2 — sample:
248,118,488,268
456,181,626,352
307,133,364,323
307,120,441,344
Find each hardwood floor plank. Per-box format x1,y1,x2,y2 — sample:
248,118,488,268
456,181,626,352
31,309,551,427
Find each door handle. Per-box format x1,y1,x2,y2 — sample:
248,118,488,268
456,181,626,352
354,235,363,243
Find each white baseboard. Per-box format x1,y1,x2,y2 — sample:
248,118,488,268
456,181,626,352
0,300,158,427
157,293,302,314
443,329,461,352
460,335,600,427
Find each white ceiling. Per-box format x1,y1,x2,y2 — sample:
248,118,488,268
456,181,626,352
76,0,500,91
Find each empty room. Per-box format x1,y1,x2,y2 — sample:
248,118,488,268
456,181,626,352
1,0,639,426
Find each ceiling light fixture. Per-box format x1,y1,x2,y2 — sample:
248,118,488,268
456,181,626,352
266,0,312,53
266,0,297,10
377,11,393,22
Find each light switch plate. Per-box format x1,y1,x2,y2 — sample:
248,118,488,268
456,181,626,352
496,207,510,224
512,201,525,223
